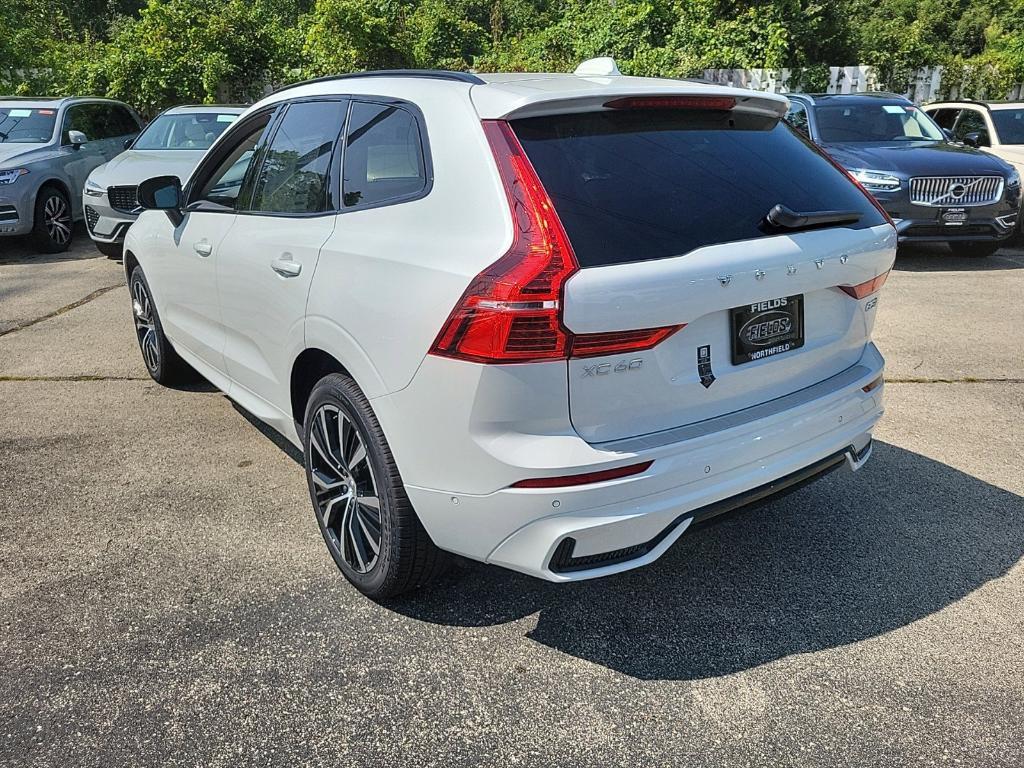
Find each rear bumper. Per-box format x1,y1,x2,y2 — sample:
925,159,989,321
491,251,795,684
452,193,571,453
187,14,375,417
402,343,885,581
548,441,867,574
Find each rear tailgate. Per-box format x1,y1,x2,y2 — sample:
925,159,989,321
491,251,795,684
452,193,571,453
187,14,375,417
511,104,895,444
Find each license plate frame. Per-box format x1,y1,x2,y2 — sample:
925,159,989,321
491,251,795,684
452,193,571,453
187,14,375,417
730,294,805,366
941,206,968,226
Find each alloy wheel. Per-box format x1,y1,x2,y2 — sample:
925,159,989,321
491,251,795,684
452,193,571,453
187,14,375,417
44,194,72,246
308,404,382,574
131,279,159,372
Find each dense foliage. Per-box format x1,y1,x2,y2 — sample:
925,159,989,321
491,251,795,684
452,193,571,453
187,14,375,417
2,0,1023,114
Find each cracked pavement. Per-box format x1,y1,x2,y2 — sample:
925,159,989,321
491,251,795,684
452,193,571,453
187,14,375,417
1,233,1022,767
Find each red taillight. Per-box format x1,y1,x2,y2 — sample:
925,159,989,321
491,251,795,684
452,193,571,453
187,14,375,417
840,270,890,299
430,121,679,364
570,326,684,358
511,461,653,489
429,120,576,363
604,95,736,111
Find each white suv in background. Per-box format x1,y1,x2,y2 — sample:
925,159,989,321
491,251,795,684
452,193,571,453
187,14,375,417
124,61,896,599
84,105,244,256
924,100,1024,175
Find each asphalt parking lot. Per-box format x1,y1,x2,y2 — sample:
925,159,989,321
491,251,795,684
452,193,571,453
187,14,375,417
1,231,1022,767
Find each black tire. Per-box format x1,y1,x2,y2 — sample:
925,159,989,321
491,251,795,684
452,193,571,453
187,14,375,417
951,242,1000,258
30,186,74,253
303,373,447,599
95,240,123,259
128,266,193,385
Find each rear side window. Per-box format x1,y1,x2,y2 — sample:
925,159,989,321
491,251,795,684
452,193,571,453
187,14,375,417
512,109,885,268
250,100,345,214
343,102,427,208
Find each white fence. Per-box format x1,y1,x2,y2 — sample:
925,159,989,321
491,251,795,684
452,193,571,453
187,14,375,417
702,65,1024,104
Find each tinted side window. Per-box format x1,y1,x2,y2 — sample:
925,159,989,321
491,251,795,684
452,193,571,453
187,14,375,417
512,109,886,268
63,105,98,142
108,106,140,136
88,105,121,139
784,101,809,135
194,116,272,210
249,100,345,214
343,102,426,208
954,109,989,144
929,108,960,130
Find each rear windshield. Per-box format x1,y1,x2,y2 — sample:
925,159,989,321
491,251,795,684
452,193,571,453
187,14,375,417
512,109,885,268
0,107,57,143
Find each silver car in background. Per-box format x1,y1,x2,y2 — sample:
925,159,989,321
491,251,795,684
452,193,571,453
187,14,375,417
0,97,141,252
83,105,244,257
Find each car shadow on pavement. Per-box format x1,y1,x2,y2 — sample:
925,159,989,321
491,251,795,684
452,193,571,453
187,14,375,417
390,441,1024,681
894,244,1024,272
0,225,97,265
231,401,304,463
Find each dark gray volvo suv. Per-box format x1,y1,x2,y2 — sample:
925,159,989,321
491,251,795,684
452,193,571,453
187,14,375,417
785,93,1020,257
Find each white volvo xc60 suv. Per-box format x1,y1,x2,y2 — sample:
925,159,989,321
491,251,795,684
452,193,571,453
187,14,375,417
125,60,897,599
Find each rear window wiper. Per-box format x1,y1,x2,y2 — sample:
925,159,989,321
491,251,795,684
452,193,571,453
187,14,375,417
763,204,862,232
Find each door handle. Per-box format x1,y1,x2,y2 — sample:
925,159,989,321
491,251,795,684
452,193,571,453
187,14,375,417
271,256,302,278
193,240,213,257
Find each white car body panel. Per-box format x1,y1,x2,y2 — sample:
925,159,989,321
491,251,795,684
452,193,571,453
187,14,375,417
124,69,895,583
922,101,1024,176
561,223,896,442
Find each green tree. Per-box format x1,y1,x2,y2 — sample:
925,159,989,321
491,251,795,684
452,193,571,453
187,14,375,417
299,0,412,76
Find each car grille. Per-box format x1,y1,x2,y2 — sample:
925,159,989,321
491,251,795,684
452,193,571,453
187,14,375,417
0,205,17,223
107,185,140,213
909,176,1003,207
84,205,100,232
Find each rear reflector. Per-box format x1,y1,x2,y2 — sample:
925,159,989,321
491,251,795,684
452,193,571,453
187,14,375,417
862,375,883,393
840,270,890,299
604,95,736,111
511,461,653,489
429,121,682,364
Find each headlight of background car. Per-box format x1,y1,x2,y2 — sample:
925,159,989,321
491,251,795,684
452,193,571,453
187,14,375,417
850,169,902,192
84,179,105,197
0,168,29,186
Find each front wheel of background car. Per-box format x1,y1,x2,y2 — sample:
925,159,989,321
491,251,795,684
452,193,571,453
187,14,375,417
303,373,447,600
128,266,193,385
951,242,1000,258
95,240,123,259
31,186,73,253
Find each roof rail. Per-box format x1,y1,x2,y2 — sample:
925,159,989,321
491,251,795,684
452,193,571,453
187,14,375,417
273,69,485,95
925,98,995,109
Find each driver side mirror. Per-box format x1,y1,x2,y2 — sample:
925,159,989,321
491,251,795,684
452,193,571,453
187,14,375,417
138,175,184,226
963,131,990,148
123,137,135,150
68,130,88,149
